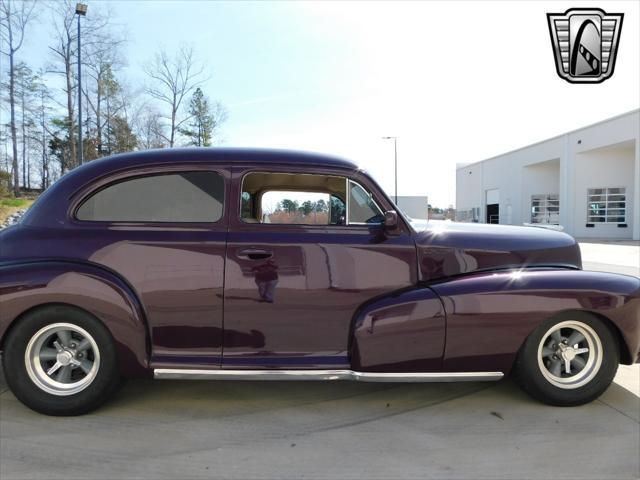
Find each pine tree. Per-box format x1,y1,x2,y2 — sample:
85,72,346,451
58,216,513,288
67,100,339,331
181,87,214,147
108,116,137,154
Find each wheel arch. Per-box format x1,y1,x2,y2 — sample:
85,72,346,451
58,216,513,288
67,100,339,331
514,308,629,361
0,261,152,377
432,269,640,373
569,309,630,364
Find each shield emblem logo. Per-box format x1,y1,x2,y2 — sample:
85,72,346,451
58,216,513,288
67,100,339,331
547,8,624,83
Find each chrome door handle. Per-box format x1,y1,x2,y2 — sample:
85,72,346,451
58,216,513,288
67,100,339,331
237,248,273,260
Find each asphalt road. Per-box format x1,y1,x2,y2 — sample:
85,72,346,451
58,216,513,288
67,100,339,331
1,246,639,480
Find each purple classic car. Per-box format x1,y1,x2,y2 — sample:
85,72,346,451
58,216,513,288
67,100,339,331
1,148,638,415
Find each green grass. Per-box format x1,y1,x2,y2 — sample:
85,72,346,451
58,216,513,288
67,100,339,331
1,198,30,208
0,197,36,224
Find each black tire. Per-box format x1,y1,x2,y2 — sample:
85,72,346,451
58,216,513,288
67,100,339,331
3,305,121,416
514,312,619,406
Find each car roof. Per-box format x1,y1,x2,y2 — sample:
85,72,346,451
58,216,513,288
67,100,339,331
20,148,361,228
75,148,360,173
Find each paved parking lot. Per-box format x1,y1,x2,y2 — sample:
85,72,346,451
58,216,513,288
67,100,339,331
1,242,638,480
580,240,640,278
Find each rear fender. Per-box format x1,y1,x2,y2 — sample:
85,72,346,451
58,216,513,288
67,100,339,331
0,261,150,377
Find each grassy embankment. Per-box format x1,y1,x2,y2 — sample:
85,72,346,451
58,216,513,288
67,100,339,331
0,197,36,224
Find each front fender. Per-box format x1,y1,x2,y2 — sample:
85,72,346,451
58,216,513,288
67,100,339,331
350,287,446,372
430,269,640,374
0,261,150,377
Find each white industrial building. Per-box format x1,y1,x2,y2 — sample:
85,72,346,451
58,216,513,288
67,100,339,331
456,109,640,240
396,195,429,219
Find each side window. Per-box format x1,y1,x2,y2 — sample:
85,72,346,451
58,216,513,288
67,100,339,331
76,171,224,223
241,172,347,225
240,172,382,226
260,191,331,225
348,181,384,224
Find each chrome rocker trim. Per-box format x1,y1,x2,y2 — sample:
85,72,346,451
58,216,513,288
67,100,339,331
153,369,504,382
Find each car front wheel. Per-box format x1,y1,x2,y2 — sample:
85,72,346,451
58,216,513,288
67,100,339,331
3,305,121,416
515,312,619,406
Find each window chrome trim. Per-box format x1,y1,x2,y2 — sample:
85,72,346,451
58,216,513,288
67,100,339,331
346,179,384,226
154,368,504,382
239,170,346,226
72,167,227,225
238,171,384,228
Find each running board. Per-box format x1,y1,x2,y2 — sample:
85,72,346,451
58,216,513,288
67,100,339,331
153,369,504,382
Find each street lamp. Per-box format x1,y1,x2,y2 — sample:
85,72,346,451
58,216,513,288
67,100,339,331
382,136,398,204
75,3,87,166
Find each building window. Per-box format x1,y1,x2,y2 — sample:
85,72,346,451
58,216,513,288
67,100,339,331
455,210,470,222
587,187,626,224
455,207,479,223
531,194,560,225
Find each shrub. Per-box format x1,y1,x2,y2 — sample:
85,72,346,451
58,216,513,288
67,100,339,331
0,170,12,197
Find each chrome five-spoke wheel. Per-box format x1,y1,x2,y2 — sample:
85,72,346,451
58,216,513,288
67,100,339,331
516,313,619,406
4,306,120,415
537,320,603,389
24,322,100,396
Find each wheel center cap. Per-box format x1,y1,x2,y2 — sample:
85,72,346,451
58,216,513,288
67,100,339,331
561,347,576,361
57,351,73,366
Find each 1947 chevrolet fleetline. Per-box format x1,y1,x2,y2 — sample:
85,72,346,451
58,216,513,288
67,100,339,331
1,148,638,415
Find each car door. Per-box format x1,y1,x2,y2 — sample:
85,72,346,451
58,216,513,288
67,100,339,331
223,164,419,369
72,165,230,368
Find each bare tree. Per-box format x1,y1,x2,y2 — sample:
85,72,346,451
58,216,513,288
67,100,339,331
134,105,167,150
12,62,38,189
0,0,37,196
31,71,54,189
210,100,229,145
47,0,77,172
144,46,208,147
48,0,114,170
0,125,9,174
82,24,126,157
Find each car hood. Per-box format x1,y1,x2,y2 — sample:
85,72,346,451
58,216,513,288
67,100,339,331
413,221,581,281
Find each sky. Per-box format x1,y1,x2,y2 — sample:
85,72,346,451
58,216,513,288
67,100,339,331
9,0,640,207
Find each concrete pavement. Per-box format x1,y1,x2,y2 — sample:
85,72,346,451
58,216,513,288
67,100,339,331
580,241,640,278
1,368,638,480
1,243,639,479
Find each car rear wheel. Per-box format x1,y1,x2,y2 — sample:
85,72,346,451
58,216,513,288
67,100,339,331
3,305,121,416
515,312,619,406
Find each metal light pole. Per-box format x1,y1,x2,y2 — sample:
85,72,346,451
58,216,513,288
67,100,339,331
75,3,88,166
382,136,398,204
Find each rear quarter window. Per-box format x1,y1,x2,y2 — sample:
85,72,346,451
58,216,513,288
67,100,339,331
76,171,224,223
